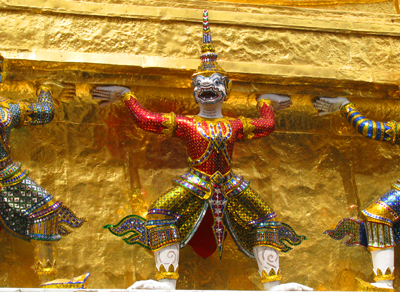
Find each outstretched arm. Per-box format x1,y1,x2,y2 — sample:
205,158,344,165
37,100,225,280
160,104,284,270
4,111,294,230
15,85,55,128
239,94,291,140
91,86,178,137
314,97,399,144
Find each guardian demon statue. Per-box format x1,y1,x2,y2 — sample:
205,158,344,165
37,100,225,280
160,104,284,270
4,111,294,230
315,97,397,292
95,11,311,291
0,69,88,288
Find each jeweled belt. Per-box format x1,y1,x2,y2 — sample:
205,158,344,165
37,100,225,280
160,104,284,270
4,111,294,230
188,167,233,184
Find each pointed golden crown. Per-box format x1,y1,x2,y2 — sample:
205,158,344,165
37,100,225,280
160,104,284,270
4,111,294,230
193,10,226,77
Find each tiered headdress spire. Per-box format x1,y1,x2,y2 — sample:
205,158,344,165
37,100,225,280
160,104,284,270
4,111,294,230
193,10,225,77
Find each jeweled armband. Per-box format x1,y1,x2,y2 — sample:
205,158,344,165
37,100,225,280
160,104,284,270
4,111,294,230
340,102,400,144
239,116,256,140
17,102,30,128
162,112,177,138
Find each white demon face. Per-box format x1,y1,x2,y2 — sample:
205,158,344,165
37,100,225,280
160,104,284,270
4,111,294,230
192,73,228,104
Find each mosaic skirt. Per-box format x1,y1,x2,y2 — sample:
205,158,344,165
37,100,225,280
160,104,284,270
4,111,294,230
0,175,86,241
106,184,306,259
325,187,400,250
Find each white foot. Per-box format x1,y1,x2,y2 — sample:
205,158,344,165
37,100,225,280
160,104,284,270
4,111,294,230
270,282,313,291
371,282,394,289
128,279,175,290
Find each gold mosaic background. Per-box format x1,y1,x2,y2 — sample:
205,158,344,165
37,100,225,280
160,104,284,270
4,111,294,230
0,0,400,290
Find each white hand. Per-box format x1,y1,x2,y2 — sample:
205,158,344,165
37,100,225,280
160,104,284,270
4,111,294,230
258,94,292,111
270,282,313,291
128,279,175,290
313,97,350,116
91,86,131,107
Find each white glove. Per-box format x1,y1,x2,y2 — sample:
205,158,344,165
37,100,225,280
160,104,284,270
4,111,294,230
313,97,350,116
258,94,292,111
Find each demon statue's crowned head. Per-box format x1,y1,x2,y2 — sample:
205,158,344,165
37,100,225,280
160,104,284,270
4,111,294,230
192,10,232,104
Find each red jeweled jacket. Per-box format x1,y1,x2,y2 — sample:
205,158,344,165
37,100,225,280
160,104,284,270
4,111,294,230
123,92,275,176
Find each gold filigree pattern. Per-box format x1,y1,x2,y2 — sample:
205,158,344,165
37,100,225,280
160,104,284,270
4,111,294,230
260,268,282,283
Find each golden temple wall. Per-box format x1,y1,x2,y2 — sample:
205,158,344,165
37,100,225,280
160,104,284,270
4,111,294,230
0,0,400,290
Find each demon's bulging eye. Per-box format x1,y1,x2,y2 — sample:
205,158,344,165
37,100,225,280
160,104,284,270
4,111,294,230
214,80,221,86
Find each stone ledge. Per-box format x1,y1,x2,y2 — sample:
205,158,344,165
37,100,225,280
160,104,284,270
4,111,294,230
1,0,400,36
2,49,400,87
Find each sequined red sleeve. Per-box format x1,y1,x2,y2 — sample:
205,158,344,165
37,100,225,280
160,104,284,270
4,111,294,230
237,99,276,140
123,92,178,138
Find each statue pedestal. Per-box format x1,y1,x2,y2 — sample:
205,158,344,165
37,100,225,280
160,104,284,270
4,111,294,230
0,289,356,292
